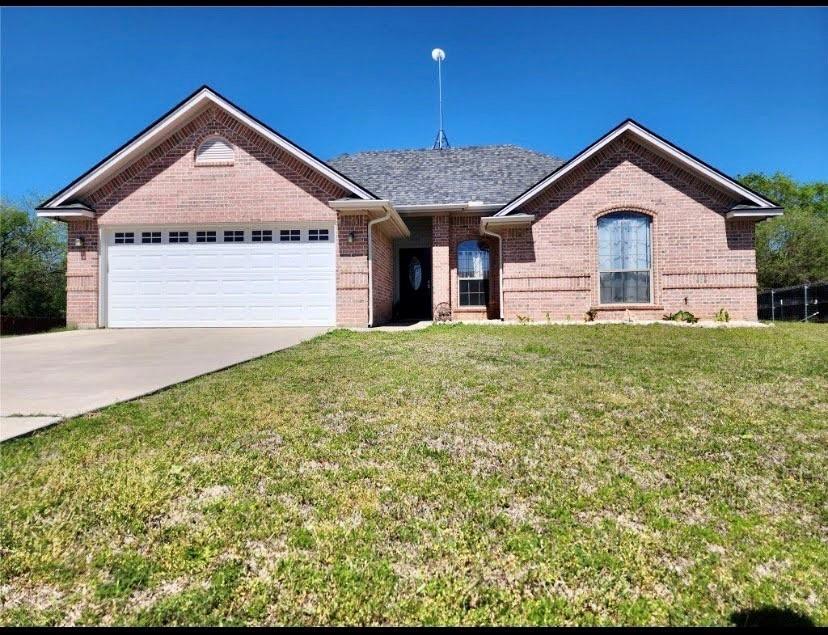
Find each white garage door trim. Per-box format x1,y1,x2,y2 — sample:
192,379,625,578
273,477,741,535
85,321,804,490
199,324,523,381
101,223,336,328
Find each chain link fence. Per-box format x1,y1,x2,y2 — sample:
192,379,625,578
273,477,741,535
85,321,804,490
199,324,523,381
757,281,827,323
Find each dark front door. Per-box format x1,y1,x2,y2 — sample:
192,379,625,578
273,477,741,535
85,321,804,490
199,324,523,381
398,248,432,319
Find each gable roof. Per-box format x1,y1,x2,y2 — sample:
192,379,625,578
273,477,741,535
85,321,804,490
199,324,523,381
495,119,780,217
37,85,377,211
328,145,564,207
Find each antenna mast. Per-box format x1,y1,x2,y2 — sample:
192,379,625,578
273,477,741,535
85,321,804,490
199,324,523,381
431,48,450,150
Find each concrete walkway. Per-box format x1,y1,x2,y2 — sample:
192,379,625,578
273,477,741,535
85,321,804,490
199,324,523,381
1,327,325,441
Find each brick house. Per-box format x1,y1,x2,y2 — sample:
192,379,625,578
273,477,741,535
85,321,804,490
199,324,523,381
37,86,782,328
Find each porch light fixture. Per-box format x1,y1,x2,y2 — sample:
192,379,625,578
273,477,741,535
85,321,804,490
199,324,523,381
348,231,355,244
74,236,85,248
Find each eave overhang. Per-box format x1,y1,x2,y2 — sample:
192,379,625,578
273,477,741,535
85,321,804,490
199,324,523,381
35,203,96,220
480,214,535,231
395,202,505,216
329,199,410,239
725,205,784,220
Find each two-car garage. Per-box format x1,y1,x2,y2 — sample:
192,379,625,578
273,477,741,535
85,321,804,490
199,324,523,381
103,224,336,327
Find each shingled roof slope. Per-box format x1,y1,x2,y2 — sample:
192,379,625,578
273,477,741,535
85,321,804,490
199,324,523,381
327,144,565,206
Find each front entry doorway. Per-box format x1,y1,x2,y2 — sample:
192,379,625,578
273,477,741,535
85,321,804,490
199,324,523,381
398,248,432,319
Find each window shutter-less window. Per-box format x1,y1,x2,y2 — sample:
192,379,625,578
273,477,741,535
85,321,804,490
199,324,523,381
196,137,234,164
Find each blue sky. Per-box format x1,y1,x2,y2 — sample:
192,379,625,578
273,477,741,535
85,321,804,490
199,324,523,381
2,7,826,204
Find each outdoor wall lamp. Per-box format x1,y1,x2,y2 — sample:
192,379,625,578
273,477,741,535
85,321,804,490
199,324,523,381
74,236,85,248
348,231,355,243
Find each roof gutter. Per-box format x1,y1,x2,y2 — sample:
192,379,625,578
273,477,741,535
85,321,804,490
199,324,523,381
35,209,96,220
395,201,504,215
725,206,784,220
329,199,409,239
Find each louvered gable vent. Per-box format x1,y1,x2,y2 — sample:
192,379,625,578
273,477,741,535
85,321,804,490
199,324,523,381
196,136,234,164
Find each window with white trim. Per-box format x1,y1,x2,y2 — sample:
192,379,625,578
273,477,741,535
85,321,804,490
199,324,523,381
280,229,301,242
252,230,273,242
597,211,652,304
169,231,189,243
196,230,216,243
223,230,244,242
114,232,134,244
195,136,234,165
141,231,162,244
457,240,490,307
309,229,329,241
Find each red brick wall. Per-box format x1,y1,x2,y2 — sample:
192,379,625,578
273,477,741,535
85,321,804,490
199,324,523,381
432,214,450,317
65,220,100,328
501,134,759,321
89,106,346,224
65,104,366,327
449,216,500,321
371,224,394,325
336,214,369,327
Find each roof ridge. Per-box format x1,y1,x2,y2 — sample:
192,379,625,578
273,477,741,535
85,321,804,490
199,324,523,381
329,143,563,162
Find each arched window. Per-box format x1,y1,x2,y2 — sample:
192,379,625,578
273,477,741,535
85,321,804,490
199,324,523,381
195,136,234,165
457,240,490,307
597,212,652,304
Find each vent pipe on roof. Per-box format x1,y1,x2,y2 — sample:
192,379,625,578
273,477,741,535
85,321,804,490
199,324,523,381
431,48,450,150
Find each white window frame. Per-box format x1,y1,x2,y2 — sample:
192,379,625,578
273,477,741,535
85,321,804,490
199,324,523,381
223,229,245,243
141,231,162,244
280,229,301,242
596,211,653,305
457,240,490,308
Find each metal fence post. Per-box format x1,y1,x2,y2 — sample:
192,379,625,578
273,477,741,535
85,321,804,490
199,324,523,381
804,284,809,322
770,289,775,322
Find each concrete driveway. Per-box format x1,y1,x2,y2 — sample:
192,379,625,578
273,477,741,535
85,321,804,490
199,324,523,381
0,327,325,441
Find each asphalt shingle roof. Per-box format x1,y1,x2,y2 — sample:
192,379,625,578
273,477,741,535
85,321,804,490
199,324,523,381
327,145,565,206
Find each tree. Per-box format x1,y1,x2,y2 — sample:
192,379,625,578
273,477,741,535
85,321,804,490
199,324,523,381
739,172,828,289
0,198,67,319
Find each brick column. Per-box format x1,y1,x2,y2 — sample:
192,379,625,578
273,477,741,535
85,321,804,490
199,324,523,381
432,213,450,318
66,220,100,328
336,213,370,327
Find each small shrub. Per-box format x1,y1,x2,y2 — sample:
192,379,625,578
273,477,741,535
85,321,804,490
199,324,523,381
715,308,730,323
663,310,698,324
433,302,452,323
516,314,533,323
584,308,598,322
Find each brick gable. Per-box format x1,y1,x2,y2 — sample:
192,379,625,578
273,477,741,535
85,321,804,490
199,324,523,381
501,134,758,321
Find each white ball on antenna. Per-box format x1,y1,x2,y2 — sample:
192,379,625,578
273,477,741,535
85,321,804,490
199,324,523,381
431,48,446,62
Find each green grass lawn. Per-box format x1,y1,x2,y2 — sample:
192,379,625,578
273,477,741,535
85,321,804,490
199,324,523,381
1,323,826,625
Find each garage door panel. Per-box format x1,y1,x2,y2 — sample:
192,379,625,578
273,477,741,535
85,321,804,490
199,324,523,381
106,226,335,327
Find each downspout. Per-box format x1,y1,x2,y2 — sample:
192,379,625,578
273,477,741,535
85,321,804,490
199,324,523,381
480,222,504,320
367,208,392,327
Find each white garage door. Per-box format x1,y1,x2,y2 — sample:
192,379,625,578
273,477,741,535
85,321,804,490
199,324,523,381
105,225,335,327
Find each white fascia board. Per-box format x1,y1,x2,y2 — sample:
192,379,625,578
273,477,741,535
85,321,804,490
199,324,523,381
44,88,374,209
481,214,534,228
496,121,777,217
725,209,784,220
396,202,505,214
36,210,95,220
